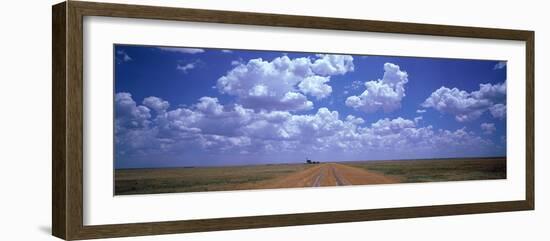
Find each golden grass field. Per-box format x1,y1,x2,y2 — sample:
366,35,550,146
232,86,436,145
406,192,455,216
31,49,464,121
115,157,506,195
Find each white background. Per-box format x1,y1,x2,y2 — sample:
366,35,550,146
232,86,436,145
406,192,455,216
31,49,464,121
0,0,547,240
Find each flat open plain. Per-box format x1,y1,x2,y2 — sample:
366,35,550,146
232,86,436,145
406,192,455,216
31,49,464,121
115,157,506,195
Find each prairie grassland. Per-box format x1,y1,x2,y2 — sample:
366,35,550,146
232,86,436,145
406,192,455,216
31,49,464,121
345,157,506,183
115,163,312,195
115,157,506,195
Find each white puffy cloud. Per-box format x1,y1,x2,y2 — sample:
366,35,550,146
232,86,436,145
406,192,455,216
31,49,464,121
354,118,494,158
115,93,162,157
345,63,409,113
430,128,493,152
217,56,311,111
157,47,205,54
279,92,314,110
143,96,169,113
298,75,332,99
197,135,252,152
217,54,353,111
370,117,415,135
311,54,354,76
242,107,345,143
422,82,506,122
489,103,506,119
421,87,487,122
116,92,501,162
345,115,365,125
472,82,506,101
480,123,496,135
115,92,151,131
195,97,224,116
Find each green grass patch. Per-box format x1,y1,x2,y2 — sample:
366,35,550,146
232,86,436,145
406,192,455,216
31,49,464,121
346,157,506,183
115,163,311,195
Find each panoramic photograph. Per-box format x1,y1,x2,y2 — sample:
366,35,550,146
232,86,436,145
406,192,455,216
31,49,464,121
113,45,507,195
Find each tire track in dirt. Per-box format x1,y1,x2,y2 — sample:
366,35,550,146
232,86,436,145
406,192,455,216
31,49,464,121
331,166,351,186
311,166,326,187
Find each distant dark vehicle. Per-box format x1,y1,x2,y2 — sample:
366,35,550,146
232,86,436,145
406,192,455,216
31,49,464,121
306,158,320,164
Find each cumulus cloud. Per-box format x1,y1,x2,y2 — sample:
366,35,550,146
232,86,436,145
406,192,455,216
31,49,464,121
154,97,255,140
114,93,163,157
345,115,365,125
481,122,496,135
115,92,151,131
422,87,487,122
116,92,500,162
345,63,409,113
142,96,169,113
221,50,233,53
311,54,354,76
298,76,332,99
472,82,506,101
370,117,415,135
157,47,205,54
489,103,506,119
195,97,224,115
494,61,507,70
421,82,506,122
217,54,353,111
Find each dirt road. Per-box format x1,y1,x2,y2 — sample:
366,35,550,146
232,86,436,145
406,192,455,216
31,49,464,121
248,163,400,189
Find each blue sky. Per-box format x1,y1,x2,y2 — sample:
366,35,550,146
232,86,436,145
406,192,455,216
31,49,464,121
114,45,507,169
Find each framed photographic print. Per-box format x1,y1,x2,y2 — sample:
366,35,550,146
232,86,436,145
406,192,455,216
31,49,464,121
52,1,534,240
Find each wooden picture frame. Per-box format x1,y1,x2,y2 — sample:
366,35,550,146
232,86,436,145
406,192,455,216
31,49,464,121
52,1,534,240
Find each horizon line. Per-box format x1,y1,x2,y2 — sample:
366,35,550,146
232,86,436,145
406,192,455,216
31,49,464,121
115,155,506,170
